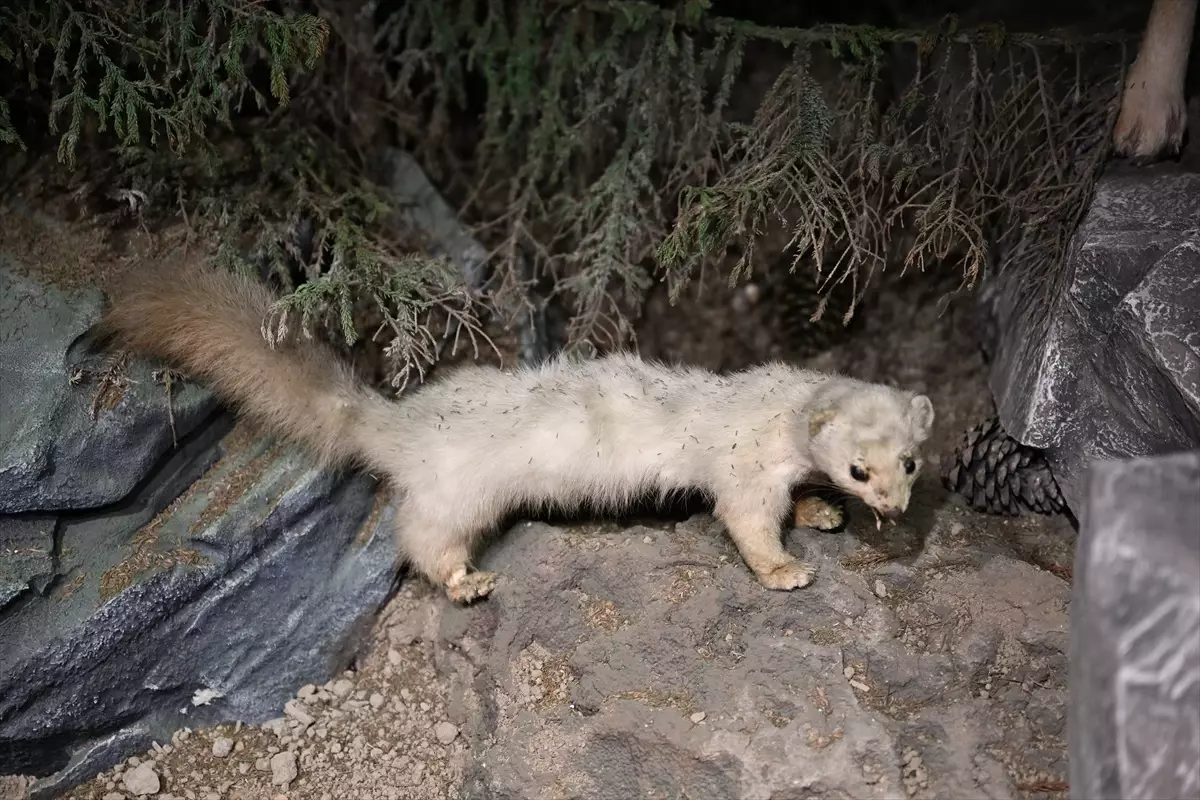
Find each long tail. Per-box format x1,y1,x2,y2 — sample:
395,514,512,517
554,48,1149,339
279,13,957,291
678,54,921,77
97,255,377,469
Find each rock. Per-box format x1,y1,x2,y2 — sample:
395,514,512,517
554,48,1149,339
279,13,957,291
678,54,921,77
120,763,159,796
1069,451,1200,800
0,416,398,797
0,247,219,515
980,162,1200,514
376,148,558,365
0,414,398,800
269,751,298,786
438,513,1073,799
211,737,234,759
0,152,504,798
433,722,459,745
0,775,33,798
283,700,315,728
377,149,488,292
0,517,56,611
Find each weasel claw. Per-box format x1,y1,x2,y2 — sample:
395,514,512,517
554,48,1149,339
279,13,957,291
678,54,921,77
759,559,816,591
446,570,497,603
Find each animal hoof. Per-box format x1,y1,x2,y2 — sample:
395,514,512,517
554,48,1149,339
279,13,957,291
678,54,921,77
759,559,816,591
447,571,497,603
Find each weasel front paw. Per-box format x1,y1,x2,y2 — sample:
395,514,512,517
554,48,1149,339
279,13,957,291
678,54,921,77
793,497,844,532
1114,82,1187,163
446,570,497,603
758,559,816,591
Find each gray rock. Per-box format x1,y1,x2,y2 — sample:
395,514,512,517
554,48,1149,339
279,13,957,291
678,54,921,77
981,162,1200,513
433,721,459,745
1069,451,1200,800
0,516,57,610
211,737,234,759
0,420,398,797
379,149,489,291
436,512,1073,800
121,762,159,796
0,152,503,796
376,148,558,365
0,253,219,514
269,751,298,786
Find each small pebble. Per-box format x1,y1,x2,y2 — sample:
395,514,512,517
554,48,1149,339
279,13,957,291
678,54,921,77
331,679,355,699
643,535,653,544
284,699,315,727
370,692,386,709
121,763,160,797
433,721,459,744
850,679,871,692
843,666,856,680
874,579,888,598
270,751,299,786
211,736,234,758
689,711,707,724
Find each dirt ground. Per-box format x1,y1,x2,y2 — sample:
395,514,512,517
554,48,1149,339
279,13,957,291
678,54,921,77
48,255,1077,800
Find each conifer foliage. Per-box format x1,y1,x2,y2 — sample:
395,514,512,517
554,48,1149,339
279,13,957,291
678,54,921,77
0,0,1133,390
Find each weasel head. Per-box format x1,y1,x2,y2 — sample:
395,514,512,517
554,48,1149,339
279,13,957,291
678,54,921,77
806,387,935,520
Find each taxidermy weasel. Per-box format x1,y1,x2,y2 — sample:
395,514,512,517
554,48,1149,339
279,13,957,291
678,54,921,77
97,259,935,603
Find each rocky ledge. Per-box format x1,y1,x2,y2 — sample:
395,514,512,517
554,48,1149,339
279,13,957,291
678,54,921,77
434,495,1075,800
0,150,481,797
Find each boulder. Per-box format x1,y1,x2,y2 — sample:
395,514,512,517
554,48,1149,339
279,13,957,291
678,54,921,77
0,408,399,798
981,162,1200,514
1069,450,1200,800
0,152,498,795
436,511,1074,800
0,257,218,514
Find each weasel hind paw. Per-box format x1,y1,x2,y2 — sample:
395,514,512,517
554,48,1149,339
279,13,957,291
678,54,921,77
758,559,816,591
794,497,844,532
446,570,497,604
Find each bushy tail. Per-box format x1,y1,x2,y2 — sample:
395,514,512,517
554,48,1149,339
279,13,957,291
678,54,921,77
97,255,375,468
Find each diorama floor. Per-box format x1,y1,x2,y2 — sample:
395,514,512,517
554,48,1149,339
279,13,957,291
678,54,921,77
57,263,1079,800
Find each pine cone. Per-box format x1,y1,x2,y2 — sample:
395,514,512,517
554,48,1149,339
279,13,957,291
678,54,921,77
943,416,1066,516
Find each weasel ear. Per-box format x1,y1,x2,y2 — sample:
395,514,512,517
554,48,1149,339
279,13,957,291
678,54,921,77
909,394,934,440
808,407,838,438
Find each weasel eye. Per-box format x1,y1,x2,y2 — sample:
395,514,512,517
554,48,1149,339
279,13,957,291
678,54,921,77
903,458,916,474
849,465,869,482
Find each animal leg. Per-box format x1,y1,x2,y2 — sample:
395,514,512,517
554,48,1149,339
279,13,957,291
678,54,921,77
793,495,845,531
391,507,496,604
714,487,816,591
1113,0,1196,162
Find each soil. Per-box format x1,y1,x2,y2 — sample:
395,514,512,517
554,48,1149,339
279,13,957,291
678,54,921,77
46,245,1076,800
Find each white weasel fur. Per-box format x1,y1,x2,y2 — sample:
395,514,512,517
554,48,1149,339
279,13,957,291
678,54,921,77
1113,0,1197,161
98,258,935,603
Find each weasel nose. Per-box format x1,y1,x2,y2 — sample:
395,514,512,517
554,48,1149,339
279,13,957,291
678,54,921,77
880,506,904,520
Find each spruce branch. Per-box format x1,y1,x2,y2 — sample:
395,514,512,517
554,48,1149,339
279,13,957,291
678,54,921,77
2,0,1131,388
565,0,1137,49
